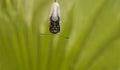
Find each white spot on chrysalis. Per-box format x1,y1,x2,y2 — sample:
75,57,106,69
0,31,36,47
49,2,60,21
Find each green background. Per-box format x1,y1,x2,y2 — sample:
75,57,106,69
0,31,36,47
0,0,120,70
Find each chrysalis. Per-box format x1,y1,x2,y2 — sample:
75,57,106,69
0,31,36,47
49,1,60,34
40,1,69,39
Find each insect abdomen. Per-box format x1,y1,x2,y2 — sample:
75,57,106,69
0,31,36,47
49,21,60,34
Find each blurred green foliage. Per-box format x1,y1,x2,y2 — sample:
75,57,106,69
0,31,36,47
0,0,120,70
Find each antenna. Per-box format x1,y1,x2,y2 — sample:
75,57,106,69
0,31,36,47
58,34,69,39
39,33,69,39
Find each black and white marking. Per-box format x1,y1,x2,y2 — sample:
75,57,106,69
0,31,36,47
49,1,60,34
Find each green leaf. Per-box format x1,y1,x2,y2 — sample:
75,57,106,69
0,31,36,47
0,0,120,70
